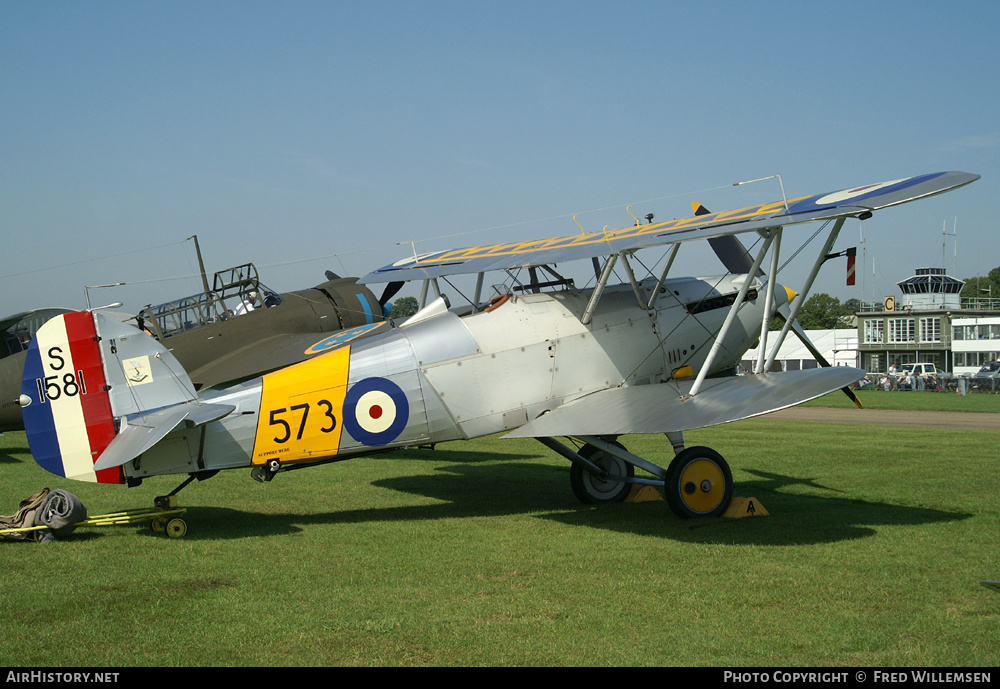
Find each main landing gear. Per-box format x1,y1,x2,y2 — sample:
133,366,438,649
543,435,734,519
663,446,733,519
569,442,634,504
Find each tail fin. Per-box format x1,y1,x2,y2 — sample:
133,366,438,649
20,311,213,483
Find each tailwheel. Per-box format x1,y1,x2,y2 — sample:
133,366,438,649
570,442,634,504
664,446,733,519
165,518,188,539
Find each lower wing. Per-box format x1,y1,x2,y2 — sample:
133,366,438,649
504,367,864,438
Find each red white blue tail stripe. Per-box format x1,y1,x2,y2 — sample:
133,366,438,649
20,312,122,483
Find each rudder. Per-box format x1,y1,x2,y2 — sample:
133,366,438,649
20,311,199,483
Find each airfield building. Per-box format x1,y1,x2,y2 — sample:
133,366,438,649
745,267,1000,377
854,267,1000,376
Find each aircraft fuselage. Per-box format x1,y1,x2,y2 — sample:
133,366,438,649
124,274,780,484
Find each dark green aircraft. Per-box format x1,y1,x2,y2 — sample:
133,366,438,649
1,308,75,432
0,262,392,432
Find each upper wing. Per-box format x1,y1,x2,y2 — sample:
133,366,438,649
360,171,978,284
503,367,865,438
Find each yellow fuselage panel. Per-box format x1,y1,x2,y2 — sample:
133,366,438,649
251,346,351,465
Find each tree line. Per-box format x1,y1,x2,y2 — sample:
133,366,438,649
960,266,1000,301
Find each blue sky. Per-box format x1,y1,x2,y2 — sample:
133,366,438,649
3,1,998,315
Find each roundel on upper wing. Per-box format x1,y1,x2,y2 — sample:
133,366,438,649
390,250,446,268
813,178,907,205
343,377,409,446
784,173,949,216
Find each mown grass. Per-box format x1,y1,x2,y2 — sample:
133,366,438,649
1,410,997,667
803,388,1000,413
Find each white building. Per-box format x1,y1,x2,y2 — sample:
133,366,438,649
855,266,1000,375
741,329,858,372
951,315,1000,377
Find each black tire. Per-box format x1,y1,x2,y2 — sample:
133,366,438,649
664,446,733,519
570,442,634,504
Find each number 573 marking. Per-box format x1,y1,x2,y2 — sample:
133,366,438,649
268,400,338,444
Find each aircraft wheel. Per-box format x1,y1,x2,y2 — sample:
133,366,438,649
570,442,634,504
165,518,188,539
664,446,732,519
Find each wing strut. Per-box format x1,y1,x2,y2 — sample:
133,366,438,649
688,230,777,398
585,246,681,323
618,253,648,311
418,278,442,308
755,227,783,374
647,244,680,310
761,216,862,408
472,272,485,312
582,254,618,325
764,217,844,373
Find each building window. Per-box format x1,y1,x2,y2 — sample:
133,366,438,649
864,319,884,344
955,351,1000,367
956,323,1000,340
887,318,914,344
919,317,940,343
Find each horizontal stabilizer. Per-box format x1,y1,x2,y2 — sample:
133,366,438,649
504,367,864,438
93,401,235,471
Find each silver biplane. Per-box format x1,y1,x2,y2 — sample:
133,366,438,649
18,171,978,520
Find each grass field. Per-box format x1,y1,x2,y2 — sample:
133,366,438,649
803,388,1000,413
1,392,998,667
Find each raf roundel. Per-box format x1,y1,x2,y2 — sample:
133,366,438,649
813,178,907,205
304,322,385,356
343,377,410,446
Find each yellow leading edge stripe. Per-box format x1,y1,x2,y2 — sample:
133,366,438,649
420,197,808,264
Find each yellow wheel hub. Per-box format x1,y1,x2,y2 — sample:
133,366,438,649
678,459,726,514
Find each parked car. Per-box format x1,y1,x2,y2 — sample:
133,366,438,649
974,361,1000,380
891,363,951,391
898,363,947,379
972,361,1000,391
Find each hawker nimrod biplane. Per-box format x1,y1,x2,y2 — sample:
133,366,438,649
19,171,978,519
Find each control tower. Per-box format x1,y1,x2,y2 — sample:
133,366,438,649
897,267,964,310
